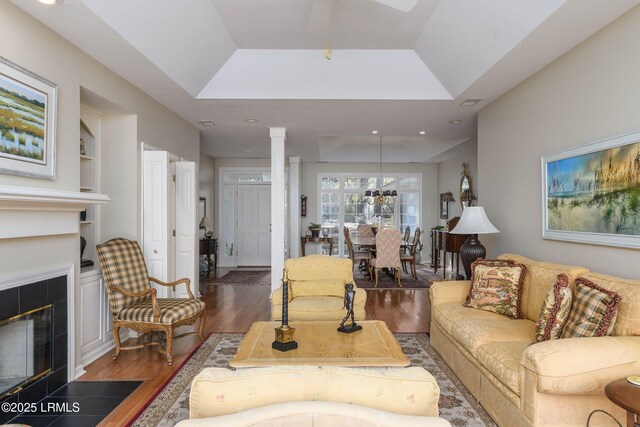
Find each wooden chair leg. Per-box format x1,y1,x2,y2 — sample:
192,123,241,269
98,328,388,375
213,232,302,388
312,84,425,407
396,269,402,287
375,268,379,287
166,327,174,365
198,310,206,342
112,324,122,360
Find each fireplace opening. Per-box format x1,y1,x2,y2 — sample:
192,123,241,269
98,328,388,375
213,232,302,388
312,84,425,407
0,304,52,399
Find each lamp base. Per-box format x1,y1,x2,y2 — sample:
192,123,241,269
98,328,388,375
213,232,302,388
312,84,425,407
460,235,486,280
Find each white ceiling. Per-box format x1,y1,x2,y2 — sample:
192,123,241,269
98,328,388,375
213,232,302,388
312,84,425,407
11,0,640,162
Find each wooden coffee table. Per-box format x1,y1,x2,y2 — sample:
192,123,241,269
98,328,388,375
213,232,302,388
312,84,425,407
605,378,640,427
230,320,410,368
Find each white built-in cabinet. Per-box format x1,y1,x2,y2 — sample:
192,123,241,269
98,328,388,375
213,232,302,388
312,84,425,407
79,107,120,367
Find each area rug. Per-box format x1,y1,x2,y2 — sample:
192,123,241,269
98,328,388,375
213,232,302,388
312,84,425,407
354,263,444,290
131,333,496,427
204,270,270,286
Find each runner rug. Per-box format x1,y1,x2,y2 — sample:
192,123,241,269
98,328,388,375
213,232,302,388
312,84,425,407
131,333,496,427
203,270,270,286
353,263,445,290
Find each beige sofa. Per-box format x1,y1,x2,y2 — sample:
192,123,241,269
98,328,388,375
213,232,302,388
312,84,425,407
271,255,367,321
176,366,450,427
430,253,640,427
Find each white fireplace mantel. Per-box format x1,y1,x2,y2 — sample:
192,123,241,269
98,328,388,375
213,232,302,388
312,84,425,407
0,185,110,239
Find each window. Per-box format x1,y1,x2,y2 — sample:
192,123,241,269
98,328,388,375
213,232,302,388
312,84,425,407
317,173,421,256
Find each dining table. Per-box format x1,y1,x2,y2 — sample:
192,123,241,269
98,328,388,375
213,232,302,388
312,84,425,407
351,237,412,250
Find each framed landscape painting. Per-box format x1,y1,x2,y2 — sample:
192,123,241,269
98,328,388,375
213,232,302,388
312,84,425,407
0,56,57,179
542,129,640,248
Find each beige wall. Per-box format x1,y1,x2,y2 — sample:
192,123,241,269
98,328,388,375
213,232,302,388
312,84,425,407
199,152,216,226
478,5,640,279
436,139,478,224
0,2,199,371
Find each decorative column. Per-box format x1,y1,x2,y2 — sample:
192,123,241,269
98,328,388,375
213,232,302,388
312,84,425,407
270,127,287,294
289,156,301,259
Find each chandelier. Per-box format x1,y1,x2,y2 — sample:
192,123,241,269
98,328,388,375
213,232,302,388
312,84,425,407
364,136,397,205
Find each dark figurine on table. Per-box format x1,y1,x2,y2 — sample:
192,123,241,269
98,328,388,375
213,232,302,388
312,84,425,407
338,283,362,333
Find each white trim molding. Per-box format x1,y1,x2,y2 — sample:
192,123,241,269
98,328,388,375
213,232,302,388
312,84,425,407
0,185,110,239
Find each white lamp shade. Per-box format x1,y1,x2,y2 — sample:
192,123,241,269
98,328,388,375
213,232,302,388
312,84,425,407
199,216,213,231
450,206,499,234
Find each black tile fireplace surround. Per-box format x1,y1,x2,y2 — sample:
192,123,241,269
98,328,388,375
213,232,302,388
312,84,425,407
0,275,68,424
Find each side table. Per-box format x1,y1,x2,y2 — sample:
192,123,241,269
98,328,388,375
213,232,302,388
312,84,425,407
300,236,333,256
605,378,640,427
199,237,218,277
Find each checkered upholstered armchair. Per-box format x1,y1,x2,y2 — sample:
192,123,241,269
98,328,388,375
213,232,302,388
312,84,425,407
96,238,206,365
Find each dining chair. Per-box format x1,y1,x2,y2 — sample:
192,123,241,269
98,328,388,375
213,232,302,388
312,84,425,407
343,226,369,273
357,224,374,239
369,228,402,287
401,227,421,279
96,238,206,365
402,226,411,254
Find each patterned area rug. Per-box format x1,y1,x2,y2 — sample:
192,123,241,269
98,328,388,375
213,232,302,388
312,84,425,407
204,270,270,286
131,333,496,427
354,263,446,290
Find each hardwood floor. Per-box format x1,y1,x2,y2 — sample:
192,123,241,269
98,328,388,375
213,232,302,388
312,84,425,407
82,269,433,426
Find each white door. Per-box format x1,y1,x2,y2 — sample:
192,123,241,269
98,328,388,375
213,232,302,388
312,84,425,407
237,185,271,266
142,150,170,297
174,161,198,298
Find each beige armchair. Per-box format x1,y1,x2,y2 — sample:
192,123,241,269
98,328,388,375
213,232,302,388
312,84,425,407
271,255,366,321
96,238,206,365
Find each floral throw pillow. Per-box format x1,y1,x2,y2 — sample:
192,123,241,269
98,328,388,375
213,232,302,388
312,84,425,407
561,278,621,338
465,259,527,319
535,274,573,342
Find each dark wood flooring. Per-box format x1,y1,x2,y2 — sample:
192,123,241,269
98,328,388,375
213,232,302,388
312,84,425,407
82,268,436,426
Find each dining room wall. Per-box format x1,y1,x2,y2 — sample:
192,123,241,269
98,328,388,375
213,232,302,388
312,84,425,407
300,162,439,251
436,139,478,224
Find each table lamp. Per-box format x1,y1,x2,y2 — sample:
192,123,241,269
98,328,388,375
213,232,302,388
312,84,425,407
450,206,499,279
200,216,213,237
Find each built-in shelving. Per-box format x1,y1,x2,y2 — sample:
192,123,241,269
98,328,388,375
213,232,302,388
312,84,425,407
80,108,101,271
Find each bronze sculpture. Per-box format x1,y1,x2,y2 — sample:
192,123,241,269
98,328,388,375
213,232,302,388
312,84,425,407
338,283,362,333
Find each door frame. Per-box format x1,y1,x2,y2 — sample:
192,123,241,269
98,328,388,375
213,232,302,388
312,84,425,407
218,167,272,268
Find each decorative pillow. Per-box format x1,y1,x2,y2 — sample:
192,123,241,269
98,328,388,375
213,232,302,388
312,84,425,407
535,274,572,342
561,277,621,338
465,259,527,319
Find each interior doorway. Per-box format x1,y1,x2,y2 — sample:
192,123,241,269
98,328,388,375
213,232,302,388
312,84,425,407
218,168,272,268
141,146,198,298
237,184,271,266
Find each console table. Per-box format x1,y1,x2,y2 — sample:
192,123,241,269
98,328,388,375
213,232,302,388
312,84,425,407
199,237,218,276
300,236,333,256
431,229,470,279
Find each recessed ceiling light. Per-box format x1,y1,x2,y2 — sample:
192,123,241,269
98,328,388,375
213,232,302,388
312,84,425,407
419,131,426,135
449,120,462,124
460,98,483,107
38,0,64,4
371,130,378,134
198,120,216,126
245,119,258,123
